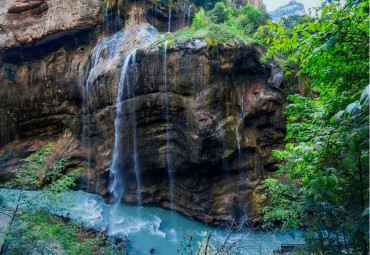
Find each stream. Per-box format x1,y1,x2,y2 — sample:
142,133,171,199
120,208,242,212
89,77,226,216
0,189,304,255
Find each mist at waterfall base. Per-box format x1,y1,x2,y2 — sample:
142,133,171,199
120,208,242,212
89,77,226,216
0,189,303,255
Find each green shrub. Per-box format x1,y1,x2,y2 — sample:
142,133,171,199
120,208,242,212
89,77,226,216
2,211,122,255
191,7,208,30
209,2,233,23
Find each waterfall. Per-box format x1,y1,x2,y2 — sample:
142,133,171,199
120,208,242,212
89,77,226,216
128,52,143,209
183,4,186,26
84,43,104,176
108,49,137,234
109,49,137,203
84,34,120,189
163,41,175,209
168,8,172,33
188,6,191,26
108,26,158,225
236,94,246,220
236,94,245,164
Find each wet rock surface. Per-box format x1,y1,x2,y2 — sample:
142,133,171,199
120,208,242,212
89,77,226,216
0,0,286,225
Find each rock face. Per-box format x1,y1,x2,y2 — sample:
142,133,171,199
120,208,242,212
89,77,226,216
226,0,265,10
0,0,286,225
0,0,102,48
269,0,306,21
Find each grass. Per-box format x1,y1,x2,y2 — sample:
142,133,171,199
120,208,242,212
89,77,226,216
163,23,254,47
2,211,126,255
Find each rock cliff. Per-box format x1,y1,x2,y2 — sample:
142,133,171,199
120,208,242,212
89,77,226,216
0,0,286,225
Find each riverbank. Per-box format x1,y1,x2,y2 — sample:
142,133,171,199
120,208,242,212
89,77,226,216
0,189,304,255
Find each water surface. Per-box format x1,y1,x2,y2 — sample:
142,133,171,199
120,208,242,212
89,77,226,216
0,189,303,255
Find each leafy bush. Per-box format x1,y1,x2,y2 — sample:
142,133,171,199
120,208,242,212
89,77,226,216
5,143,82,193
167,22,253,46
166,2,267,46
262,3,369,253
209,2,233,23
192,0,219,10
5,143,54,189
235,4,267,34
2,211,126,255
192,7,208,30
263,88,369,253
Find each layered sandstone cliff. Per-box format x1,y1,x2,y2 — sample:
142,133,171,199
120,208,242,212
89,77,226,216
0,0,285,225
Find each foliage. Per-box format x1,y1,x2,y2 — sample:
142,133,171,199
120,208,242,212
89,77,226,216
263,88,369,253
235,4,268,34
2,211,126,255
192,0,219,10
167,22,253,46
165,2,267,46
192,7,208,30
4,143,82,194
45,167,84,194
4,143,54,189
262,1,369,253
266,0,369,100
209,2,233,24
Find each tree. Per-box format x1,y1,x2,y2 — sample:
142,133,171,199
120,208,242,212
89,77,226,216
262,0,369,253
210,2,233,23
191,8,208,30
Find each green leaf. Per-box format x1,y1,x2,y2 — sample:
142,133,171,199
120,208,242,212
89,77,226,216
348,141,357,153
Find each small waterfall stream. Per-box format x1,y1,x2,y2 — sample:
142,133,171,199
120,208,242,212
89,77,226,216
83,33,122,189
236,94,245,165
109,49,137,234
84,42,104,178
168,8,172,32
163,41,175,210
109,49,137,204
108,25,158,224
128,51,143,209
188,6,191,26
236,94,246,219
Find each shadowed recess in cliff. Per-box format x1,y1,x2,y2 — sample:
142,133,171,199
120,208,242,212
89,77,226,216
103,0,125,35
1,29,95,64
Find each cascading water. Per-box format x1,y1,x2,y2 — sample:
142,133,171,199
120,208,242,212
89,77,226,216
168,8,172,32
188,6,191,26
108,25,159,226
109,49,137,204
163,41,175,210
236,94,246,220
103,1,122,35
83,42,104,181
182,4,186,26
127,51,143,210
236,94,245,166
83,33,122,190
109,49,137,234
